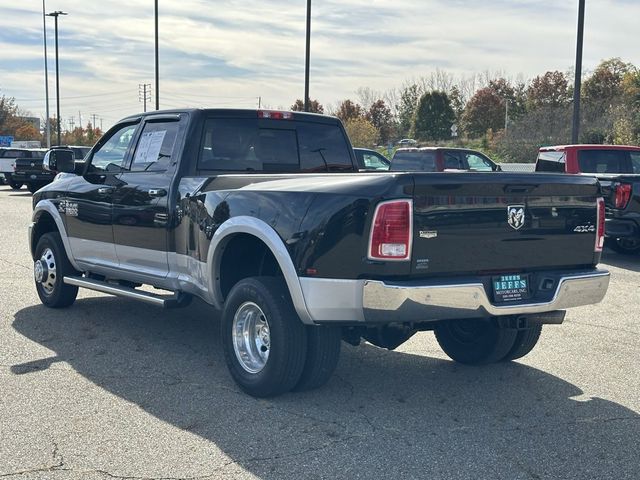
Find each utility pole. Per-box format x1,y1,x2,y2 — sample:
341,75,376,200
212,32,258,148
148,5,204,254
92,114,97,129
42,0,51,148
78,110,82,128
304,0,311,112
572,0,585,144
258,96,261,109
139,83,151,112
68,116,74,130
154,0,159,110
46,10,67,146
504,99,509,135
100,118,103,131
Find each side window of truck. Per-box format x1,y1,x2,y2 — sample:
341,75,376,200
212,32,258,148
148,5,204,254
465,153,494,171
129,120,180,172
90,123,139,173
443,152,462,169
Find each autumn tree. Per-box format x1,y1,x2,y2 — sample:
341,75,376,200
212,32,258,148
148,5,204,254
527,71,570,109
291,99,324,113
412,91,455,141
462,88,504,137
343,117,378,148
583,58,633,102
366,100,395,144
335,99,363,122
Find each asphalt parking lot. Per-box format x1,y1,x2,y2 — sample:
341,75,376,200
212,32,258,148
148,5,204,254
1,184,639,480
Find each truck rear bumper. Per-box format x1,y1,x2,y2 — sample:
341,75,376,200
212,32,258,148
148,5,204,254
300,270,609,324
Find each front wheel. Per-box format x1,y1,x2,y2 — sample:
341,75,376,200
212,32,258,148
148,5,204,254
434,318,517,365
34,232,78,308
8,180,23,190
608,237,640,255
221,277,307,397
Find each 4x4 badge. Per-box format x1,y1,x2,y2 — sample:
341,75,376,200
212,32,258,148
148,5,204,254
507,205,525,230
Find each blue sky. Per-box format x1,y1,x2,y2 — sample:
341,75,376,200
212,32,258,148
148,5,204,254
1,0,639,130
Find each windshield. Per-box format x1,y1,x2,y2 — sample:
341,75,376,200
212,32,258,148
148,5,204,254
391,151,437,172
578,149,639,174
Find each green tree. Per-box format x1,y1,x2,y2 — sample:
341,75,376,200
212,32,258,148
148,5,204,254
343,117,378,148
397,83,422,137
366,99,395,144
291,99,324,113
412,91,455,141
461,88,504,138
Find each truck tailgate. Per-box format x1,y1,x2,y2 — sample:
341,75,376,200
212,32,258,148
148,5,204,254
411,173,600,275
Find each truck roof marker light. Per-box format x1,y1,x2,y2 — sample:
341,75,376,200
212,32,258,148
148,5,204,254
595,197,605,253
368,199,412,261
258,110,293,120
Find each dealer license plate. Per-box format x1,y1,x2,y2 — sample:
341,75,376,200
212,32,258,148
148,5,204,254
492,274,531,302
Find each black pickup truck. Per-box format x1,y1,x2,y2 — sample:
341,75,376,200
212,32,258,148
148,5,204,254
30,109,609,397
536,145,640,254
13,145,90,193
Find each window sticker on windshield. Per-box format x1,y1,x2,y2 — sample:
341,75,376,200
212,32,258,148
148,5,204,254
134,130,166,164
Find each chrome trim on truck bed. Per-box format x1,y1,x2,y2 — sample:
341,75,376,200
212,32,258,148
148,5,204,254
362,270,610,323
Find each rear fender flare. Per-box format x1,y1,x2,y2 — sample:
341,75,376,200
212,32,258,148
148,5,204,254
206,216,314,324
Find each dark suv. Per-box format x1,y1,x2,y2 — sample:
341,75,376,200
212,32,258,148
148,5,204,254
391,147,500,172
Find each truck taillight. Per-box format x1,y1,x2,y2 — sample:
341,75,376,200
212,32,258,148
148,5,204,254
614,183,631,209
257,110,293,120
368,200,412,261
595,197,605,252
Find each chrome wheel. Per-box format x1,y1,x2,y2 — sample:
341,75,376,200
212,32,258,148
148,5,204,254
34,247,57,295
232,302,270,374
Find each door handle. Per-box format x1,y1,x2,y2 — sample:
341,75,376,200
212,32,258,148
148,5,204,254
147,188,167,198
97,187,113,195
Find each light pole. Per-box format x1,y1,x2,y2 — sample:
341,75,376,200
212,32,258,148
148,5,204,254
42,0,51,148
47,10,67,146
304,0,311,112
572,0,585,143
154,0,159,110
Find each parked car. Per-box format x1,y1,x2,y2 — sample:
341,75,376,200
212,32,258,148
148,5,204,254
29,109,609,397
391,147,501,172
353,148,390,171
535,145,640,254
0,148,47,190
12,145,91,193
396,138,417,146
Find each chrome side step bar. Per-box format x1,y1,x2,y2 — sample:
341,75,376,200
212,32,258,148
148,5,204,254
63,276,190,308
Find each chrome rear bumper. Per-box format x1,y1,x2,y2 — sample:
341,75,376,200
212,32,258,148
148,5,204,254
361,270,610,323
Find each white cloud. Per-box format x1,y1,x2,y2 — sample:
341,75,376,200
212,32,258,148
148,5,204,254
0,0,639,130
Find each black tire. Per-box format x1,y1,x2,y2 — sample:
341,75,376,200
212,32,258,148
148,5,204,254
293,326,341,392
501,324,542,361
27,183,40,194
607,237,640,255
34,232,78,308
8,180,23,190
434,318,517,365
221,277,307,397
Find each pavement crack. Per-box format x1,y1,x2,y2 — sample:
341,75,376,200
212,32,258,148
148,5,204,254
0,257,31,271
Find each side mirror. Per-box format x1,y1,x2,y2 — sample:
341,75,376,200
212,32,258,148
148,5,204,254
43,149,75,173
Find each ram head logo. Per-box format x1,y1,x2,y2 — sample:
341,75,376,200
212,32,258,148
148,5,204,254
507,205,525,230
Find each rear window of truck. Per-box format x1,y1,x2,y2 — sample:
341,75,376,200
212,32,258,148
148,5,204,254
198,118,354,172
578,149,637,174
390,151,437,172
535,151,566,172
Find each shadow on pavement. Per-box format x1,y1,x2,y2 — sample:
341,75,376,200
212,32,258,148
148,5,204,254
602,248,640,272
12,297,640,479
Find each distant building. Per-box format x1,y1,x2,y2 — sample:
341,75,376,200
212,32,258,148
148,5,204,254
18,116,41,131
